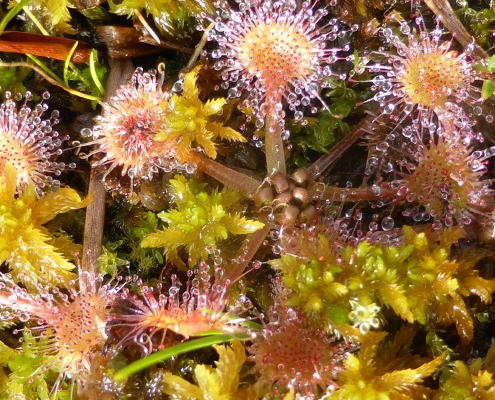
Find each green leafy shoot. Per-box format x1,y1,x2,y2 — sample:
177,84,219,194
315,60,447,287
456,5,495,48
489,55,495,72
66,49,107,108
482,79,495,101
65,49,107,95
132,211,160,239
434,340,495,399
0,64,30,95
4,331,68,400
289,78,358,167
425,325,454,361
141,176,264,268
129,211,164,269
0,339,16,389
482,55,495,101
97,241,130,276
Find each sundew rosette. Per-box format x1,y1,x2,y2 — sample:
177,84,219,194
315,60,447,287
0,91,72,195
248,306,349,398
0,265,128,394
79,65,246,196
400,137,493,228
78,66,176,195
206,0,348,173
373,118,495,230
207,0,347,122
106,263,248,354
365,16,486,144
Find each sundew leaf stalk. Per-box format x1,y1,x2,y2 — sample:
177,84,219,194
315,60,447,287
206,0,349,174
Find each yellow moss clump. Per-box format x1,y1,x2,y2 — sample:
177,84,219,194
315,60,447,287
0,163,93,290
434,339,495,399
272,225,495,342
162,340,258,399
330,327,445,400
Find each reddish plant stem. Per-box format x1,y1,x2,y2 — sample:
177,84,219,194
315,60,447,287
312,183,398,203
265,106,286,176
192,152,261,200
308,113,376,178
221,224,272,288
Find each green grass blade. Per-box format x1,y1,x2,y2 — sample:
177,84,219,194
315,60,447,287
89,49,105,95
0,0,32,35
26,54,65,86
113,333,248,382
64,41,79,87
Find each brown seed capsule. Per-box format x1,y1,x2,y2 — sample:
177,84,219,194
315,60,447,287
299,205,318,223
292,187,311,205
275,191,293,205
277,204,300,226
291,168,309,186
272,171,289,193
255,186,276,207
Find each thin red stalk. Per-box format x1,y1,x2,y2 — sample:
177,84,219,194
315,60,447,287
192,152,261,200
221,224,271,288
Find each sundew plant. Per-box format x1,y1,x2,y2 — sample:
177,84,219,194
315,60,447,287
2,0,495,398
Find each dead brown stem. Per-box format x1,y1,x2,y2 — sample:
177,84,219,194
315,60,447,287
308,112,377,179
265,111,286,176
312,183,397,203
423,0,488,59
81,59,135,274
